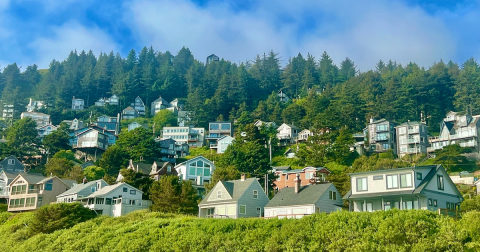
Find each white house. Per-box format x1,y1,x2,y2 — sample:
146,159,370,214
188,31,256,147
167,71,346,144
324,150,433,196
57,179,109,203
276,123,299,145
77,182,151,217
175,156,215,186
265,177,343,218
212,135,235,154
343,165,463,212
198,175,269,218
297,129,313,142
37,124,58,138
72,97,84,110
20,112,50,128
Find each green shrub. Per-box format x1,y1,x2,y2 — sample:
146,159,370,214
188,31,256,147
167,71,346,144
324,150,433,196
0,204,8,212
28,203,96,235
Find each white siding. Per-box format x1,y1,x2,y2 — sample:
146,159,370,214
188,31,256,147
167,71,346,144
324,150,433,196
351,170,415,194
206,183,232,202
264,205,315,219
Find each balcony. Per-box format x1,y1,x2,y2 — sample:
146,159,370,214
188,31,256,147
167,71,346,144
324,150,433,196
210,143,218,148
407,138,420,144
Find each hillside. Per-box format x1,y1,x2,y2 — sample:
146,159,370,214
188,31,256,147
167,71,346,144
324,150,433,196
1,209,480,251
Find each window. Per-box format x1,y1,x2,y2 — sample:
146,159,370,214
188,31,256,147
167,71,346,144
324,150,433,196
446,202,450,209
437,175,444,190
373,175,383,180
382,143,389,150
130,190,136,195
356,178,367,191
253,190,258,199
416,172,422,180
386,175,398,189
400,174,412,188
399,127,406,134
256,207,261,214
204,168,211,177
239,205,246,214
217,191,222,199
7,159,14,165
433,200,438,207
123,187,128,192
105,198,112,205
329,191,337,200
44,180,53,191
189,167,196,176
167,166,171,172
376,124,388,132
221,124,231,130
286,174,289,181
428,198,432,206
305,172,313,179
276,174,281,181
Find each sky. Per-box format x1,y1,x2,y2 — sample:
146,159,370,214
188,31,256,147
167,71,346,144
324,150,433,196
0,0,479,71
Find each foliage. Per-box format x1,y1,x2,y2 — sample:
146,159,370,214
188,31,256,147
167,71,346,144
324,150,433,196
115,127,160,163
52,150,76,161
83,166,106,181
98,145,128,176
44,158,74,178
4,117,39,157
461,195,480,212
119,169,153,199
423,144,476,172
149,175,200,214
42,123,71,154
28,203,96,236
204,165,241,191
153,109,177,134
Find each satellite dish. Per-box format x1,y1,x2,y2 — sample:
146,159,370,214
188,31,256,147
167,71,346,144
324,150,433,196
240,132,247,137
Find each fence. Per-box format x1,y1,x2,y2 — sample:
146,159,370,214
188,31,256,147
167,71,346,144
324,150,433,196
437,208,462,220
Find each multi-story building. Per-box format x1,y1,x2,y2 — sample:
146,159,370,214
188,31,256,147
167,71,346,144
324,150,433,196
37,124,57,138
175,156,216,186
150,96,170,116
206,121,233,149
428,111,480,153
273,167,331,191
95,94,119,106
95,114,121,135
122,106,139,120
131,96,145,116
62,118,85,131
343,165,463,212
1,103,14,119
366,118,397,154
276,123,299,145
70,125,117,152
20,112,50,128
8,174,75,212
25,99,45,112
395,121,428,157
162,126,205,148
72,97,84,110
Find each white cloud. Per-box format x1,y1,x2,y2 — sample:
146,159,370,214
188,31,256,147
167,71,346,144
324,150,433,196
125,0,456,70
29,22,120,68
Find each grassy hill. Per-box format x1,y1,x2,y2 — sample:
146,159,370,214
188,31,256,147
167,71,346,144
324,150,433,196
1,208,480,251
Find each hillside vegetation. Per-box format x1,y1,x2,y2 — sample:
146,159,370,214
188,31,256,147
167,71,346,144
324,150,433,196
2,209,480,251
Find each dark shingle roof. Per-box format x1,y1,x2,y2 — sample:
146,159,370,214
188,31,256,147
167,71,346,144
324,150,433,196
266,183,332,207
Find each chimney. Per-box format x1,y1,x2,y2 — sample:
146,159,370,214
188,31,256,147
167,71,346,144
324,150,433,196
83,176,88,184
241,174,246,181
369,116,373,123
294,173,300,194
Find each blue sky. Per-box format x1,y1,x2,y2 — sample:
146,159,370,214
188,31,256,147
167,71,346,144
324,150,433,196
0,0,479,71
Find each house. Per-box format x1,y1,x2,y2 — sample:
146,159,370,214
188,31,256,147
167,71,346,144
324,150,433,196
20,111,50,128
122,106,139,120
150,96,170,116
2,104,14,119
178,111,195,127
284,148,295,158
395,121,428,157
0,171,31,204
429,111,480,154
278,90,290,102
127,121,148,131
26,99,45,112
8,174,76,212
107,94,119,106
95,97,107,106
254,120,277,129
131,96,145,116
211,135,234,154
149,161,177,181
95,114,121,135
0,156,25,172
70,125,117,152
56,179,109,203
198,175,269,218
37,124,57,138
206,122,233,149
343,165,463,212
273,166,331,191
116,159,152,182
157,138,189,162
297,129,313,142
265,177,343,218
162,126,205,147
365,118,397,154
276,123,299,145
206,54,220,64
72,97,85,110
62,118,85,131
77,182,151,217
175,156,216,186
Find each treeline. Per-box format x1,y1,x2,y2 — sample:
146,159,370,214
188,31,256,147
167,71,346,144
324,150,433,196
2,208,480,251
0,47,479,132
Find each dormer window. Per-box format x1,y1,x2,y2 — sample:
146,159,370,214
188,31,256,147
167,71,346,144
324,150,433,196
7,159,14,165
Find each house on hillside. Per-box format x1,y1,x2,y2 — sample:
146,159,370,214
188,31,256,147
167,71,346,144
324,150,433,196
206,54,219,64
37,124,57,138
276,123,299,145
278,90,290,102
212,135,234,154
198,175,269,218
149,161,176,181
0,156,25,172
62,118,85,131
395,121,428,157
162,126,205,148
265,176,343,218
72,97,85,110
297,129,313,142
0,170,36,204
365,118,397,154
127,121,148,131
122,106,139,120
25,99,45,112
20,112,50,128
77,182,151,217
254,120,276,129
273,166,330,191
8,174,76,212
95,114,121,135
131,96,145,116
151,96,170,116
343,165,463,212
56,179,109,203
175,156,215,187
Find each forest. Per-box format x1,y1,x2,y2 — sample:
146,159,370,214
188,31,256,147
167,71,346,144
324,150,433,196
0,46,478,134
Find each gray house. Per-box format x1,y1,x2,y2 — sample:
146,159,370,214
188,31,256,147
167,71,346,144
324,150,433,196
198,175,269,218
265,179,343,218
0,156,25,172
56,179,109,203
365,118,397,154
395,121,428,157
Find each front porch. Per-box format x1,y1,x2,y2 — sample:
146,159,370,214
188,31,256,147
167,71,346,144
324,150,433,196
349,194,425,212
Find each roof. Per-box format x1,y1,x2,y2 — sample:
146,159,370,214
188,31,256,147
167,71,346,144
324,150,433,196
57,179,106,197
130,162,152,174
265,183,332,208
198,178,257,205
84,182,141,198
175,156,213,169
272,166,291,171
123,106,136,111
152,96,169,104
18,173,49,184
346,165,435,176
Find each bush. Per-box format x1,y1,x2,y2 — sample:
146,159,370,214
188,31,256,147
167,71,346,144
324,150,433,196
28,203,96,235
0,204,8,212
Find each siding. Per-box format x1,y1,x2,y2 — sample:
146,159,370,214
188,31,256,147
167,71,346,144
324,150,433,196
315,184,343,213
351,169,415,194
237,182,269,218
207,183,232,202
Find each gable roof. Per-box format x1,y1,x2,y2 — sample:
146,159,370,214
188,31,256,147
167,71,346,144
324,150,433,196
57,179,107,197
266,183,332,208
84,182,142,198
129,161,152,175
174,156,214,169
198,178,257,205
